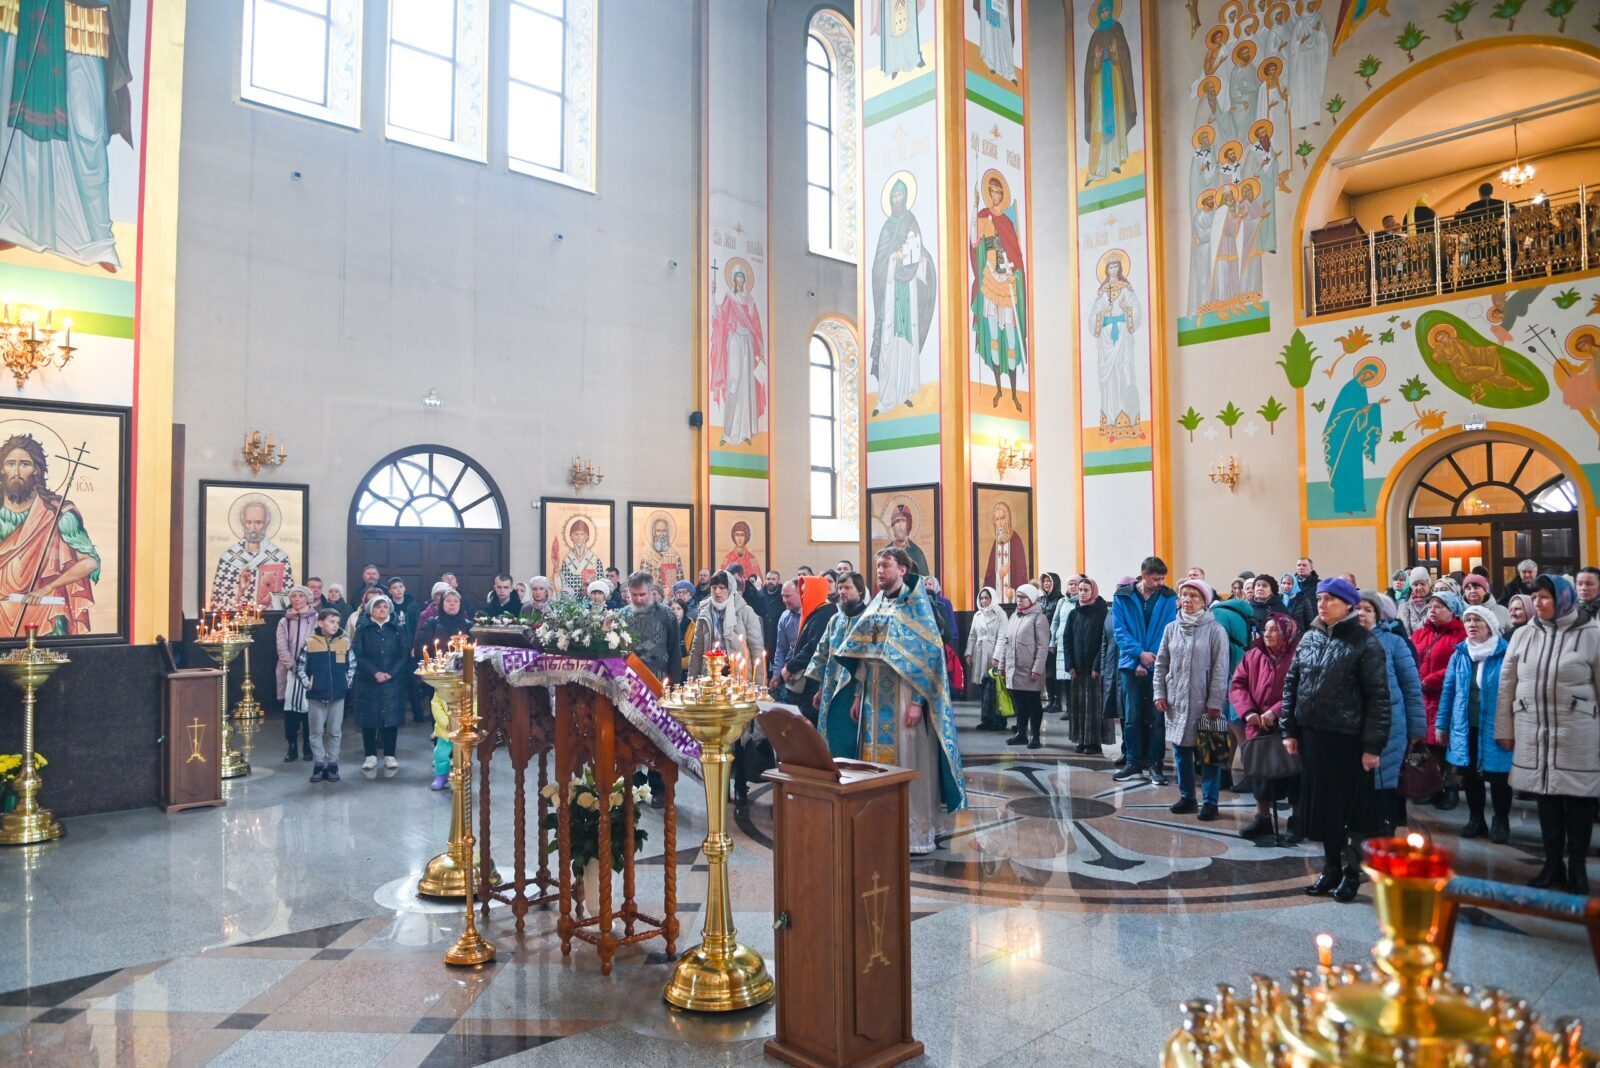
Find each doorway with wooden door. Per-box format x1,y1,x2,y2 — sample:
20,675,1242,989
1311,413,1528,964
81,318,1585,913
1404,439,1581,584
347,446,509,609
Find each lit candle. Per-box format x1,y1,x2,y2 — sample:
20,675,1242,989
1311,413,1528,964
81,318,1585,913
1316,934,1333,971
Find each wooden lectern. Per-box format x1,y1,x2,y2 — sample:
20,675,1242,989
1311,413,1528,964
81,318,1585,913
160,639,224,813
758,707,923,1068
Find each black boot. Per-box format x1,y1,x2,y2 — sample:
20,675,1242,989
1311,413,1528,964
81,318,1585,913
1529,856,1568,889
1005,727,1029,745
1333,867,1361,903
1436,786,1460,812
1567,801,1595,896
1460,816,1488,839
1569,857,1590,896
1305,868,1340,896
283,743,298,763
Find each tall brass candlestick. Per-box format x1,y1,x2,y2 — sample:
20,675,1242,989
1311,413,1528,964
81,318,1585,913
196,632,251,779
416,646,501,900
660,652,774,1012
231,617,264,720
419,645,495,966
0,627,69,845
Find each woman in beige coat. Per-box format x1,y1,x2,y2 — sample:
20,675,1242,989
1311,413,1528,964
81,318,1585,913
1494,574,1600,894
995,583,1051,749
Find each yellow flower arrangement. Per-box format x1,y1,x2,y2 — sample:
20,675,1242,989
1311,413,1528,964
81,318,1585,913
0,752,46,778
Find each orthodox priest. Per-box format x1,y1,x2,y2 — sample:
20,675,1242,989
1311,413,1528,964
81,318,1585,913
833,548,966,854
805,570,869,759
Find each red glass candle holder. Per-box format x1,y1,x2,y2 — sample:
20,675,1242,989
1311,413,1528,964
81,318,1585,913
1363,833,1453,881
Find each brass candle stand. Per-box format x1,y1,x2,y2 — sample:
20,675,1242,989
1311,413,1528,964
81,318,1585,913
418,641,495,967
1161,832,1595,1067
195,624,251,779
416,637,501,901
0,626,69,845
230,606,265,720
659,650,774,1012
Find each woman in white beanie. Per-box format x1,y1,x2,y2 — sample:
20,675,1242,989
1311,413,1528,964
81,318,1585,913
1397,567,1434,633
1154,578,1231,820
996,583,1050,748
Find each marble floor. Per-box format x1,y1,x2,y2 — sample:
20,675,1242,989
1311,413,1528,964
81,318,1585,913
0,708,1595,1066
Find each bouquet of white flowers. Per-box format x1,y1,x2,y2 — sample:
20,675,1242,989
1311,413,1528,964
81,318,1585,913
531,598,636,658
539,767,652,878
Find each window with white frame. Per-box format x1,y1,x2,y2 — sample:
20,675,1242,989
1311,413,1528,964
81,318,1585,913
811,318,862,541
508,0,598,192
806,10,859,261
810,333,838,520
386,0,487,159
241,0,363,128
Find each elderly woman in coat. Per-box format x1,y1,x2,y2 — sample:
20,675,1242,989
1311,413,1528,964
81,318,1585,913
1154,578,1231,821
350,594,410,772
966,586,1008,731
276,585,318,763
1438,604,1513,843
1495,574,1600,894
1064,576,1116,755
996,583,1050,749
1358,590,1426,837
1230,611,1299,839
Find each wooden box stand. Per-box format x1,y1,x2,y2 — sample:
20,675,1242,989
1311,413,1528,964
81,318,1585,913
759,708,923,1068
161,666,224,813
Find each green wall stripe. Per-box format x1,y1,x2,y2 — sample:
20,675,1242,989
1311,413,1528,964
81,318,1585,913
867,433,942,452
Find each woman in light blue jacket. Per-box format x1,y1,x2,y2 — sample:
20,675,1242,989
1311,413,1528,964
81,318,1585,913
1358,591,1425,836
1436,605,1513,843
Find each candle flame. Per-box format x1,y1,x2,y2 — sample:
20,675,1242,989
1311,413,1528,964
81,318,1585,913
1406,832,1426,850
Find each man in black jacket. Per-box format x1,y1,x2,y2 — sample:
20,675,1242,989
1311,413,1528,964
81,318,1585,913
1287,557,1319,632
1281,576,1392,904
484,573,522,617
757,569,785,655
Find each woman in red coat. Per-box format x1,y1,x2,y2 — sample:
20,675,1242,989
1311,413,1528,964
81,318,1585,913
1229,612,1299,839
1412,591,1466,810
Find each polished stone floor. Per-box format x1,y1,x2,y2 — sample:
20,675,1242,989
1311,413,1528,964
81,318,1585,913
0,708,1594,1066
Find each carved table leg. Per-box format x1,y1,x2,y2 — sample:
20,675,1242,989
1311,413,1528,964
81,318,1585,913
511,693,529,934
478,733,493,923
664,768,678,956
622,775,638,938
594,691,617,976
555,687,574,957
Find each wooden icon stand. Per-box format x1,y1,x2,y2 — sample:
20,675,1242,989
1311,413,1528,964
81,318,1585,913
758,707,923,1068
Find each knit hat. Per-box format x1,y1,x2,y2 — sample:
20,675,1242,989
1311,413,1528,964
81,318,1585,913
1179,577,1215,604
1462,605,1500,634
1317,576,1361,607
1358,589,1388,620
1252,573,1280,597
1408,566,1431,587
586,579,611,597
1428,591,1465,618
285,584,313,602
672,580,695,596
431,581,452,598
1462,573,1492,596
1015,583,1042,604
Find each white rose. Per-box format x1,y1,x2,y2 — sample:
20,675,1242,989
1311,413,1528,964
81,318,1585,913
539,783,559,801
608,791,623,808
575,792,597,810
605,631,621,649
633,785,652,803
556,635,570,650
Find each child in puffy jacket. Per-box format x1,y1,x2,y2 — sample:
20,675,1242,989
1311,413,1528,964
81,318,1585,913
296,609,354,782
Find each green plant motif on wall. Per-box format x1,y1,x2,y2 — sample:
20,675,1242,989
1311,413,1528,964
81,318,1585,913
1491,0,1526,31
1396,375,1448,435
1296,140,1316,168
1398,375,1431,405
1389,430,1408,443
1440,1,1476,39
1552,287,1580,309
1277,329,1321,388
1311,399,1327,413
1545,0,1575,33
1217,401,1244,438
1326,94,1345,124
1178,406,1205,442
1379,327,1396,344
1257,395,1287,434
1356,54,1382,87
1414,310,1550,407
1395,22,1429,62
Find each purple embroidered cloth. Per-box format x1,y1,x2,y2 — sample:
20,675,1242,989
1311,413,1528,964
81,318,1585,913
475,647,703,781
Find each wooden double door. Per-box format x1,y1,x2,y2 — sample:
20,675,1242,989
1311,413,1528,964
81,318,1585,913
347,528,506,609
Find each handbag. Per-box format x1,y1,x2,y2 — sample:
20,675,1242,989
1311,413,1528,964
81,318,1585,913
990,670,1015,720
1239,729,1301,780
1398,740,1444,800
1196,714,1236,767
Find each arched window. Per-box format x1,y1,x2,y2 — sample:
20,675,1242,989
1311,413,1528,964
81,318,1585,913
356,448,504,529
806,10,859,261
810,318,862,542
1408,442,1573,519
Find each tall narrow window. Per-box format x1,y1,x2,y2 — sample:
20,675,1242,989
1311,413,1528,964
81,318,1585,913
810,334,838,520
241,0,362,127
386,0,487,159
508,0,598,192
806,10,859,261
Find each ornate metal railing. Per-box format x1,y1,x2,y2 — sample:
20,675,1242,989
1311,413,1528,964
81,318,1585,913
1306,185,1598,316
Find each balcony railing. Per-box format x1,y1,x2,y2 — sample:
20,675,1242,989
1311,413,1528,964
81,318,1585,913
1305,185,1599,317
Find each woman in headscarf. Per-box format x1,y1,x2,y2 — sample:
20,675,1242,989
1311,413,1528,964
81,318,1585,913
966,586,1008,731
1495,574,1600,893
1246,573,1289,640
997,583,1051,748
1065,577,1116,755
1358,590,1426,837
1230,611,1299,839
350,594,410,772
1397,567,1434,634
1154,578,1231,820
1506,593,1534,632
324,582,354,626
526,576,556,613
1438,604,1513,843
1039,573,1066,714
1282,578,1392,903
1413,589,1467,810
276,585,319,763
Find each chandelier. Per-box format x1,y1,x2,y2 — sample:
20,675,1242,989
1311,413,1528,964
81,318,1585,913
240,430,287,476
995,438,1034,477
0,305,75,389
568,455,604,492
1500,121,1535,189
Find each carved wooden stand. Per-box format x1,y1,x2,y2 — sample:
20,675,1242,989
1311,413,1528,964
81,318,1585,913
474,678,560,929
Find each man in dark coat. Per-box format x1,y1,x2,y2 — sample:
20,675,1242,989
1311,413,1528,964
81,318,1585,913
1287,557,1320,633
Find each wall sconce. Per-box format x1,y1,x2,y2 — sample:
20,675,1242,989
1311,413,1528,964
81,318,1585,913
995,438,1034,478
241,429,287,476
569,455,604,492
1209,454,1241,492
0,304,75,390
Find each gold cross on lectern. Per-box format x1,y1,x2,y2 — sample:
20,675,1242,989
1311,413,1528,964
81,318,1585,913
186,718,207,763
861,871,891,974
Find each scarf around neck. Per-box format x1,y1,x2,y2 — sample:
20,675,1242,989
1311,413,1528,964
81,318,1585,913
1176,607,1214,634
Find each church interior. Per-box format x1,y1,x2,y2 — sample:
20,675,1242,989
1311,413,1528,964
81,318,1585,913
0,0,1598,1064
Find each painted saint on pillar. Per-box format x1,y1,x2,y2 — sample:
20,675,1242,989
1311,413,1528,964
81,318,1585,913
870,0,926,78
1091,249,1143,439
870,173,937,415
970,168,1027,413
1082,0,1137,186
972,0,1017,84
709,257,766,446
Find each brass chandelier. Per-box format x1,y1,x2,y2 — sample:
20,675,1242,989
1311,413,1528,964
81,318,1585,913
0,305,75,390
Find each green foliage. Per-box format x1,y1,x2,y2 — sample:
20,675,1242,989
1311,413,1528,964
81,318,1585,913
1311,399,1327,413
1440,0,1476,39
1491,0,1525,30
1256,395,1287,433
1276,329,1321,389
1379,328,1396,344
1552,287,1580,309
1545,0,1573,33
540,769,651,879
1395,22,1429,61
1178,406,1205,442
1295,140,1316,168
1217,402,1244,437
1398,375,1432,404
1326,94,1346,123
1356,54,1382,87
1389,431,1408,444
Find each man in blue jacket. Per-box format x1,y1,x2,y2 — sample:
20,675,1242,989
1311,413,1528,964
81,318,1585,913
1112,556,1178,784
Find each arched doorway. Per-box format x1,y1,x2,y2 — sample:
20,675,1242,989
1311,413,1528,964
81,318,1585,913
1404,438,1580,587
347,446,509,604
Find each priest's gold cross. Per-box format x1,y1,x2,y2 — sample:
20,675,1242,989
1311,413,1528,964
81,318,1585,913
861,871,890,974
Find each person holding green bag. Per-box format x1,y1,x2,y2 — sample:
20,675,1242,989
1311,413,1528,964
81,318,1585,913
967,586,1008,731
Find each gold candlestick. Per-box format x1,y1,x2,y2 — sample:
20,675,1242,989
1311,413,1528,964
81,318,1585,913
231,616,265,720
0,627,69,845
660,651,774,1012
419,642,495,966
416,640,501,900
196,631,251,779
